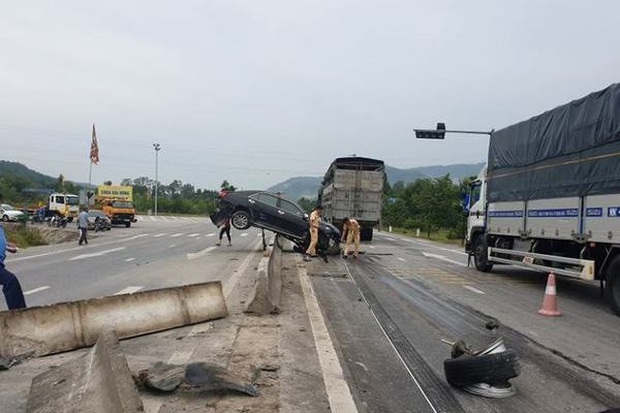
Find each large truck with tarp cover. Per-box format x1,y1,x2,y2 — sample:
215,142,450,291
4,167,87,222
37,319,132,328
318,157,385,241
96,185,136,227
465,83,620,314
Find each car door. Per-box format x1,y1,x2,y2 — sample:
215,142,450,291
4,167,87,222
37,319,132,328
274,198,308,239
248,193,284,231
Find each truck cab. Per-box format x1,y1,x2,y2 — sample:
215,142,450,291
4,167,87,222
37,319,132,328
48,193,80,222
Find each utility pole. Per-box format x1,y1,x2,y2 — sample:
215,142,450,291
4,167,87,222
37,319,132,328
153,143,161,216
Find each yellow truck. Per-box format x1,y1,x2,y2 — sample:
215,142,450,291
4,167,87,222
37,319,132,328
96,185,136,227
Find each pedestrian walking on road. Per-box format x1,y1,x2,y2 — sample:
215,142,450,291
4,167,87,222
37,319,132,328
304,205,323,261
341,217,361,259
0,217,27,310
216,218,232,246
78,206,89,245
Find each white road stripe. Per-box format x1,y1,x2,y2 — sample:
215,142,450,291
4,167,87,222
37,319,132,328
24,286,50,295
187,246,218,260
206,233,215,237
153,233,167,238
125,257,135,262
114,286,144,295
187,233,200,238
299,262,358,413
463,285,485,295
398,257,406,262
170,233,183,238
169,244,176,248
69,247,125,261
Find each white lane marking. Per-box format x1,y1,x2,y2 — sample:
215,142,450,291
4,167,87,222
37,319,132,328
240,233,248,237
153,233,167,238
114,286,144,295
187,246,218,260
170,233,183,238
69,247,125,261
463,285,485,295
24,286,50,295
421,252,467,267
188,233,200,238
124,234,150,241
125,257,135,262
169,244,176,248
398,257,406,262
206,233,216,237
298,261,358,413
222,238,263,299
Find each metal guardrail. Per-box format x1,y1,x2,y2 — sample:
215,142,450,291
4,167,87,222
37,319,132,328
489,247,595,280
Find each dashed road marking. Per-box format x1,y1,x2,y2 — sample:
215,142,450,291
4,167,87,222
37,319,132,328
69,247,126,261
24,286,50,295
153,233,167,238
463,285,485,294
398,257,406,262
170,233,183,238
187,246,217,260
188,233,200,237
125,257,135,262
114,286,144,295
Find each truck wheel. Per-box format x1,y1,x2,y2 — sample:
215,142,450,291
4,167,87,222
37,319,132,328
474,237,493,272
125,222,131,228
231,210,251,230
444,350,520,387
360,228,373,242
605,256,620,316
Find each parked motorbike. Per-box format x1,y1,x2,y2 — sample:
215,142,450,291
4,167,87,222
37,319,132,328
94,217,106,232
48,215,68,228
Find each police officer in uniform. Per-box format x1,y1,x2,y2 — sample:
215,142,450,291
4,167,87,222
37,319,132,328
304,205,323,261
341,217,361,259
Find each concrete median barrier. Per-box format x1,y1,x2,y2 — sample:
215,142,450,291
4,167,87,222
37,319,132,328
26,329,143,413
0,281,227,358
245,234,283,314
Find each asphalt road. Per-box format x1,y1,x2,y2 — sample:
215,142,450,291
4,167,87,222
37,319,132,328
309,231,620,412
2,215,266,310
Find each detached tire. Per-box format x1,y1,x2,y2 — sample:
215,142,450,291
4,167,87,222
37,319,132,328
231,210,251,230
605,256,620,316
444,350,520,387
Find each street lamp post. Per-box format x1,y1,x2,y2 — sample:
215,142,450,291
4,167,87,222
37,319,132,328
153,143,161,216
414,123,493,139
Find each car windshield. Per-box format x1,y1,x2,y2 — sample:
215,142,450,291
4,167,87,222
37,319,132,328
66,196,79,206
113,202,133,208
1,204,17,211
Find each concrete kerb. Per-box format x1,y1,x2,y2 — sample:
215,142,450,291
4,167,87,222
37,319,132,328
244,234,283,314
0,281,228,358
26,329,143,413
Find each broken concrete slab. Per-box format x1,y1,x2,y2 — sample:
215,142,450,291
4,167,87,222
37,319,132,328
0,281,228,358
26,329,143,413
135,361,259,396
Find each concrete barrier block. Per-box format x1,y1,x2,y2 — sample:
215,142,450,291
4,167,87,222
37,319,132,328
245,235,283,315
26,329,143,413
0,281,227,358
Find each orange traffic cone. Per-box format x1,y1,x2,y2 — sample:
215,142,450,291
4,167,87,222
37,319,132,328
538,272,561,316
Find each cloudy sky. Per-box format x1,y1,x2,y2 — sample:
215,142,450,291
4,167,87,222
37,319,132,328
1,1,618,191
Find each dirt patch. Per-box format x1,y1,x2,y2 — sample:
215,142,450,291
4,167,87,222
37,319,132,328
32,226,78,244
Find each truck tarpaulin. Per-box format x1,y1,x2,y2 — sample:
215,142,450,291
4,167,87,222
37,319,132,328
487,83,620,202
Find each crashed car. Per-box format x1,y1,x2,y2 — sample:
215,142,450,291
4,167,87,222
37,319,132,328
87,210,112,231
210,190,341,255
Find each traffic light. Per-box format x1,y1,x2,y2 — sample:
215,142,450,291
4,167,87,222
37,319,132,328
414,122,446,139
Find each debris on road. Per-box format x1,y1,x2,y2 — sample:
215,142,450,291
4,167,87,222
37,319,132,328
442,333,521,398
134,361,259,397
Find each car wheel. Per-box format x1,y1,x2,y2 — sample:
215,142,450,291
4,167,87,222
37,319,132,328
444,350,520,387
125,222,131,228
2,215,8,222
231,210,251,230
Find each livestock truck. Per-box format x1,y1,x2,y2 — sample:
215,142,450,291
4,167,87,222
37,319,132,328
318,157,385,241
465,83,620,314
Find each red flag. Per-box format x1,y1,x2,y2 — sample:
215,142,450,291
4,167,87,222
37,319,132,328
90,123,99,164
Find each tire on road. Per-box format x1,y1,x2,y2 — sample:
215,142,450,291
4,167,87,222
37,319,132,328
443,349,520,387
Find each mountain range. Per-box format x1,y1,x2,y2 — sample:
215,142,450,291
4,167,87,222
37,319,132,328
267,162,485,201
1,160,485,202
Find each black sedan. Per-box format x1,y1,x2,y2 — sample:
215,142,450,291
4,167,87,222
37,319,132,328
210,190,340,255
87,210,112,231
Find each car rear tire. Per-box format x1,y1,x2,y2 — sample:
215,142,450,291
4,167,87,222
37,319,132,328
444,350,520,387
2,215,8,222
231,210,251,230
